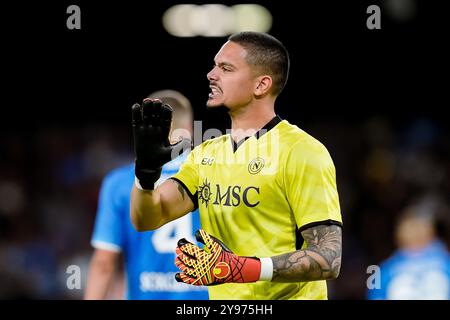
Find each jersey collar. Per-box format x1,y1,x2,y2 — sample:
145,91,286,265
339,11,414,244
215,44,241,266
231,115,283,152
256,115,283,139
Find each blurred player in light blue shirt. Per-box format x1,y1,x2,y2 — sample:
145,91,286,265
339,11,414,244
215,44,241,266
368,198,450,300
85,90,208,299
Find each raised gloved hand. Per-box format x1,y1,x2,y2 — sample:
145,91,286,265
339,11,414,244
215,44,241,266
132,98,190,190
175,229,262,286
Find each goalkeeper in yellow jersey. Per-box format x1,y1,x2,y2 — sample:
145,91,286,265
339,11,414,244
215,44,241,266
130,32,342,299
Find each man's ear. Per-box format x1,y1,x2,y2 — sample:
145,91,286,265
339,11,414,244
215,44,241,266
254,75,273,97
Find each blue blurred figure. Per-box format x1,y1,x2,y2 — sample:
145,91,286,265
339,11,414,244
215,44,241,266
85,90,208,299
368,197,450,300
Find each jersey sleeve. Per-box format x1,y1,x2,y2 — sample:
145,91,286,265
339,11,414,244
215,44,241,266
91,172,124,252
170,147,200,208
283,139,342,231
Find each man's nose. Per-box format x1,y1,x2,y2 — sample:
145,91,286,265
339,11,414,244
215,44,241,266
207,67,217,82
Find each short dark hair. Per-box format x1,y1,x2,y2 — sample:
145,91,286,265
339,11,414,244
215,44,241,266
228,32,290,96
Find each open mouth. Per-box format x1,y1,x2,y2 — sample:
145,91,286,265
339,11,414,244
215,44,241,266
208,85,221,99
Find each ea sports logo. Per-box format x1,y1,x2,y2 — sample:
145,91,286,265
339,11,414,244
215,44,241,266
213,262,230,279
248,157,265,174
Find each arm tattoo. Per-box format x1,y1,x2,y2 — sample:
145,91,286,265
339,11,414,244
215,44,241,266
272,225,342,282
172,180,186,201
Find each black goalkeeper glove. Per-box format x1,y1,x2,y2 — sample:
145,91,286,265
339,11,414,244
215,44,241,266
132,98,191,190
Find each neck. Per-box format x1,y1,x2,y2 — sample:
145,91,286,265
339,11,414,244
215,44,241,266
228,101,276,142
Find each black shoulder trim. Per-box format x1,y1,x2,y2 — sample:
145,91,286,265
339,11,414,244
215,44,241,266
169,177,198,210
296,219,343,249
298,219,343,233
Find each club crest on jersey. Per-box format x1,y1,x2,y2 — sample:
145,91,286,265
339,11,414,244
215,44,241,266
248,157,265,174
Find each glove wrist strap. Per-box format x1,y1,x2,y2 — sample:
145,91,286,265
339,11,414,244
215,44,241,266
135,165,162,190
134,176,146,191
259,257,273,281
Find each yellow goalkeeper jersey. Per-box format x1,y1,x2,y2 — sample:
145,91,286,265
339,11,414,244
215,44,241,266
172,116,342,300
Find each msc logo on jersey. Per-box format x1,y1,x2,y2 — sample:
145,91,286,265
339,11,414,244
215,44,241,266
248,157,265,174
198,179,260,208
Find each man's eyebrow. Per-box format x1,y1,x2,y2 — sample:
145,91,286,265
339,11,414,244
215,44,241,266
215,61,236,69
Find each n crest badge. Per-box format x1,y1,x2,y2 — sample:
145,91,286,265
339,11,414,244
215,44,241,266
248,157,265,174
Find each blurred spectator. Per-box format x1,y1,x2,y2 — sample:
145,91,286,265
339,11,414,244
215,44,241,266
367,195,450,299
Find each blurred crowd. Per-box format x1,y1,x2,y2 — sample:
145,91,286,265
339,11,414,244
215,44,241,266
318,116,450,298
0,115,449,299
0,125,132,298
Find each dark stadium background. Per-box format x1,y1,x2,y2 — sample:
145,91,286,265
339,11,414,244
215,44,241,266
1,0,449,299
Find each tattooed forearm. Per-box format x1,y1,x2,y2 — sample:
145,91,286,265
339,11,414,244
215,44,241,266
272,225,342,282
